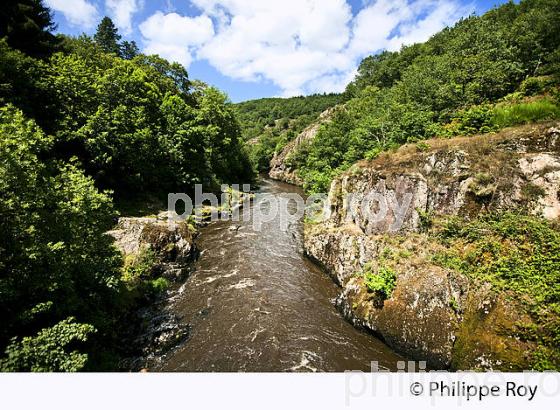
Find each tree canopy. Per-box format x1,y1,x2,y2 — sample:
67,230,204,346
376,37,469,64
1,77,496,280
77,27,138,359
0,0,58,57
0,7,254,370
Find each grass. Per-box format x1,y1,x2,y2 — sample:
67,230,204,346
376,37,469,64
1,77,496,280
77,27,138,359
492,98,560,128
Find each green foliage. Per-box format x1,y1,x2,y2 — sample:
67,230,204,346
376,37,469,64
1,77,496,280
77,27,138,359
417,208,434,232
291,0,560,192
434,212,560,368
491,98,560,128
429,95,560,137
149,278,170,294
122,247,171,298
449,296,460,313
41,40,252,194
0,318,95,372
235,93,343,141
0,5,253,371
120,40,139,60
297,87,433,192
122,248,158,285
433,104,497,137
94,17,121,55
0,0,59,57
0,39,56,130
415,141,431,151
235,93,343,171
362,262,397,300
520,77,546,96
0,106,124,370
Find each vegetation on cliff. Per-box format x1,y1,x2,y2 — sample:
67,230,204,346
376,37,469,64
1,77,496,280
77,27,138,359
304,121,560,370
234,93,343,171
433,213,560,369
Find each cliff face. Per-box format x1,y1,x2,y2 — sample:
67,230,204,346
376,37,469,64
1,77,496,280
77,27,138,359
304,122,560,369
269,107,335,185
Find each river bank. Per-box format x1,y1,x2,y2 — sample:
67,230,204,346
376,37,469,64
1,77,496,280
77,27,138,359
128,178,405,371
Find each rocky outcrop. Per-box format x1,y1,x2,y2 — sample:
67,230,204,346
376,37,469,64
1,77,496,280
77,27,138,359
108,212,198,280
269,107,336,185
304,122,560,369
107,212,198,369
321,123,560,234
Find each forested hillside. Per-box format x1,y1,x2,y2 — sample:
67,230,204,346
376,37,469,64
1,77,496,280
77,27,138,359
2,0,560,373
0,0,252,370
278,0,560,192
234,94,344,171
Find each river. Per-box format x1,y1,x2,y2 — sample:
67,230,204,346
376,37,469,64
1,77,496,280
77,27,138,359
152,178,404,371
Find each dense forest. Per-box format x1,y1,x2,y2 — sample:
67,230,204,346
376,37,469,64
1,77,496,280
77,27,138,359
241,0,560,193
235,94,344,171
0,0,252,370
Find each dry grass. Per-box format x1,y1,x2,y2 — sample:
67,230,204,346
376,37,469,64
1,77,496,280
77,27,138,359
354,121,559,175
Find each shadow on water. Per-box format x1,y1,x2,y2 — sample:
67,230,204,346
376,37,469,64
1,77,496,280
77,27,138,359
153,178,404,371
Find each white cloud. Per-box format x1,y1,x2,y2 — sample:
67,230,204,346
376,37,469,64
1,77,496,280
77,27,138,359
45,0,99,28
139,0,473,96
385,0,470,51
194,0,354,94
105,0,143,35
139,11,214,66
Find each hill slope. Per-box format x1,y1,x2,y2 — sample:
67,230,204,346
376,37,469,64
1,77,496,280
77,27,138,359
234,93,344,171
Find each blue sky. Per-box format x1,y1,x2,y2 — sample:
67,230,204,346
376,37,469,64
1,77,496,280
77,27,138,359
46,0,510,102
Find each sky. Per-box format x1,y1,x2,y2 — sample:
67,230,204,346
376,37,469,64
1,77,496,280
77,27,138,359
45,0,511,102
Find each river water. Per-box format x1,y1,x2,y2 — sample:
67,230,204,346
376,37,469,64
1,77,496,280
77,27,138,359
153,178,403,371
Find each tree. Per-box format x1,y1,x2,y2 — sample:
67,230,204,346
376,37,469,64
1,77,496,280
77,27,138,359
120,40,139,60
0,39,56,131
0,105,122,371
0,0,58,57
94,17,121,55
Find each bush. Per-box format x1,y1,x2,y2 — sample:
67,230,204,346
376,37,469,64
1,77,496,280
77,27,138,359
363,263,397,299
429,104,497,137
520,77,545,96
0,318,95,372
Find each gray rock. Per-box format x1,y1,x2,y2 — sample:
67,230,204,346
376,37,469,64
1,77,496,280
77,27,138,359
304,122,560,369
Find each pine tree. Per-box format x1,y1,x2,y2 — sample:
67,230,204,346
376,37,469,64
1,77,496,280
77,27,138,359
0,0,58,57
94,17,121,55
120,40,139,60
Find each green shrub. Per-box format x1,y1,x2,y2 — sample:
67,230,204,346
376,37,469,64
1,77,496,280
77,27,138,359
447,104,497,136
0,318,95,372
417,208,434,232
363,263,397,299
149,277,170,294
122,247,158,286
520,77,546,96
